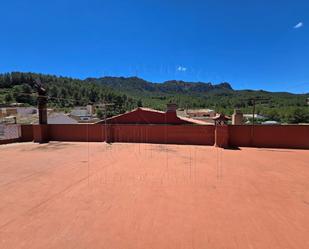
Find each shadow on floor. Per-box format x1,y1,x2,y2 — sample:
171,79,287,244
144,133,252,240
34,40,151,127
224,146,241,150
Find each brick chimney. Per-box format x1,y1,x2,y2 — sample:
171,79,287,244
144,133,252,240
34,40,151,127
166,103,178,113
232,109,243,125
165,103,178,123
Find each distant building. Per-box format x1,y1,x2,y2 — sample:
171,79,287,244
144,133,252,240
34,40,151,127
71,105,95,116
70,105,99,123
8,103,23,107
185,109,216,118
47,113,78,124
31,113,78,124
16,107,37,117
97,104,209,125
262,120,280,125
0,107,18,119
71,107,89,117
177,108,216,124
243,114,266,120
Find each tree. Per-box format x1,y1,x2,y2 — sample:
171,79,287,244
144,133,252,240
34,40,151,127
4,93,13,103
137,99,143,107
0,72,308,123
288,108,309,124
96,108,104,119
267,109,280,121
49,85,59,98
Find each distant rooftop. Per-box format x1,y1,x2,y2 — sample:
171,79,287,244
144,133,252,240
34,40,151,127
243,114,266,119
47,113,78,124
97,107,211,125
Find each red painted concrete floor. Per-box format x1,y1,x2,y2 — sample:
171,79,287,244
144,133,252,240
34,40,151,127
0,142,308,249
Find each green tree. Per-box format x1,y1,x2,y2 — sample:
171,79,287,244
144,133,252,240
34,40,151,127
288,108,309,124
267,109,280,121
96,108,104,119
137,99,143,107
4,93,14,103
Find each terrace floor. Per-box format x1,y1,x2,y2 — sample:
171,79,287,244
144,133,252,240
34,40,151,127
0,142,308,249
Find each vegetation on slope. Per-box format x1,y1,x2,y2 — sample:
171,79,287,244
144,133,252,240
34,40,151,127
0,72,308,123
0,72,138,117
90,76,309,123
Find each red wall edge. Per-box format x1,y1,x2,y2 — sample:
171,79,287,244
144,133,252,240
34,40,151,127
20,125,34,142
19,124,309,149
47,124,214,145
0,138,20,145
229,125,309,149
48,124,105,142
110,125,215,145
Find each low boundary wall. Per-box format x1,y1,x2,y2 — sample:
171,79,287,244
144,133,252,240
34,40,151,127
0,138,20,145
45,124,214,145
48,124,105,142
111,125,215,145
17,124,309,149
229,125,309,149
20,125,34,142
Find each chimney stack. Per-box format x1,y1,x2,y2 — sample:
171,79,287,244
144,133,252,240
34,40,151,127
166,103,178,113
165,103,178,122
232,109,243,125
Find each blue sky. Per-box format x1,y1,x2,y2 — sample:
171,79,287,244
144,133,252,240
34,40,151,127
0,0,308,93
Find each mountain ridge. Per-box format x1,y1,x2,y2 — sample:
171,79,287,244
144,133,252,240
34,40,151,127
1,72,308,123
85,76,308,95
87,76,234,96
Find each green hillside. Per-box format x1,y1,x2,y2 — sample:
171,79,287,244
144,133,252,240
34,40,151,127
0,72,138,117
0,72,308,123
89,76,309,123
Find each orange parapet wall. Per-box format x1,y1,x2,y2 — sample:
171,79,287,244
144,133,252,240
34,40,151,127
33,124,49,143
48,124,105,142
0,138,20,145
20,124,309,149
229,125,309,149
20,125,34,142
110,125,215,145
46,124,215,145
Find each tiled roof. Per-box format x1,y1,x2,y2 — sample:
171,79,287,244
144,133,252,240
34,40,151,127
96,107,212,125
178,116,212,125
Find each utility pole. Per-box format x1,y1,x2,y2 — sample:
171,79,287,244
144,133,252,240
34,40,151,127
252,99,256,125
246,97,270,146
34,79,48,125
99,102,114,143
248,97,270,125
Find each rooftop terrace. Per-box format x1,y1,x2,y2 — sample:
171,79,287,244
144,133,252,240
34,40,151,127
0,142,308,249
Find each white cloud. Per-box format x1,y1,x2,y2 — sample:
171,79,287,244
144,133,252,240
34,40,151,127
177,66,187,72
294,22,303,29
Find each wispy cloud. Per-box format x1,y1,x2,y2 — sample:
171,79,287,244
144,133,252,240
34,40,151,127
294,22,303,29
177,66,187,72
